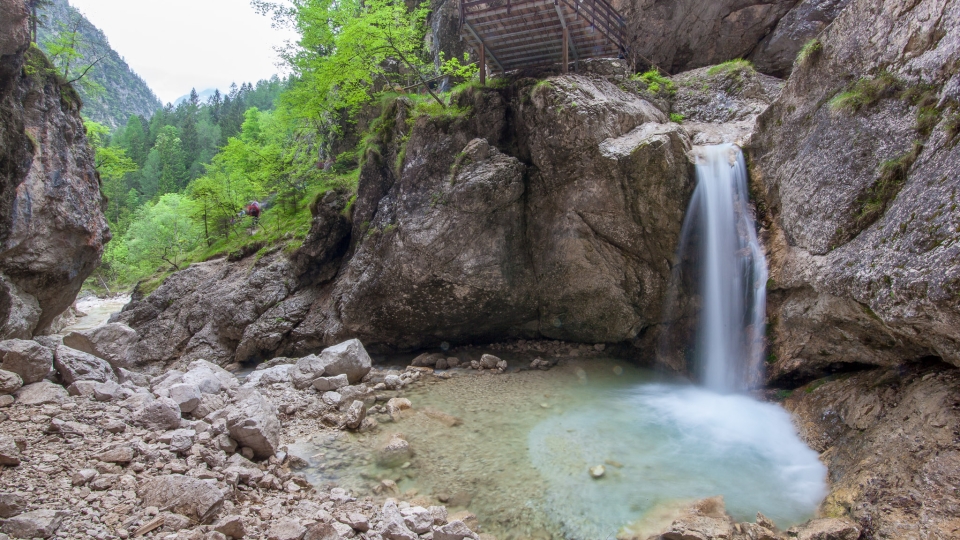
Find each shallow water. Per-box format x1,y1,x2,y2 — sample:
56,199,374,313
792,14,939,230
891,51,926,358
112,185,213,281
61,295,130,333
290,359,826,539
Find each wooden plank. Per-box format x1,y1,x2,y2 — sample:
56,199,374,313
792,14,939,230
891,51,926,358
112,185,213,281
562,27,569,73
480,43,486,85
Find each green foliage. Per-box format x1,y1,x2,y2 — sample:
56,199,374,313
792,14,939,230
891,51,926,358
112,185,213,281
259,0,441,128
829,71,902,113
706,59,754,77
853,142,923,232
631,69,676,97
774,389,793,401
439,51,480,81
669,112,685,123
796,39,822,66
108,193,201,281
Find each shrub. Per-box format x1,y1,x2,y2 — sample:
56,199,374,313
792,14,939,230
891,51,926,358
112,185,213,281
632,69,676,97
828,71,902,113
706,59,755,77
796,39,822,66
669,112,685,123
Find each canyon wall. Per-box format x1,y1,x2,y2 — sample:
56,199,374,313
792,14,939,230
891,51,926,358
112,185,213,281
0,0,110,339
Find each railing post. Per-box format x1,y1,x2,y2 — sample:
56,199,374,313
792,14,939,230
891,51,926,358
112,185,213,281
562,27,569,73
480,42,486,85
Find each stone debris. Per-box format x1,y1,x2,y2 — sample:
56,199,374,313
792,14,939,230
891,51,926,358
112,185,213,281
1,509,66,539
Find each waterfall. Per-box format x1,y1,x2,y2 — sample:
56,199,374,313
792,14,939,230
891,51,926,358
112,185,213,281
663,144,768,392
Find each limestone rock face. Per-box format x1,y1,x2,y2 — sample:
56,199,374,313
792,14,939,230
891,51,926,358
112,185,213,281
749,0,854,77
784,364,959,539
0,29,109,339
749,0,960,383
618,0,798,73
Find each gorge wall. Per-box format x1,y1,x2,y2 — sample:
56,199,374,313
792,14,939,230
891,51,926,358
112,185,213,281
750,0,960,387
0,0,110,340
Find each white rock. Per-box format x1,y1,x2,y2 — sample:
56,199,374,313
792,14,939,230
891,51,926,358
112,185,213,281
15,381,68,405
312,373,349,392
433,520,480,540
226,388,280,459
0,370,22,395
0,339,53,384
401,506,433,534
134,396,182,430
54,345,116,384
62,323,138,369
168,383,202,413
1,509,66,539
138,475,224,523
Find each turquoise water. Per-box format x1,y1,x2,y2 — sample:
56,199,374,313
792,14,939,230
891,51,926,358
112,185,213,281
291,359,827,539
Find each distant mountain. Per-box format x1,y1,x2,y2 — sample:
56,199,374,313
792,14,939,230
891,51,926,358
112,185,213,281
37,0,161,128
174,88,220,106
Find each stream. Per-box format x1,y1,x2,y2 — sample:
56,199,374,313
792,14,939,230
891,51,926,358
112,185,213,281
60,295,130,333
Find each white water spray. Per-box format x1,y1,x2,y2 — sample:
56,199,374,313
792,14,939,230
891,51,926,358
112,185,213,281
679,144,768,392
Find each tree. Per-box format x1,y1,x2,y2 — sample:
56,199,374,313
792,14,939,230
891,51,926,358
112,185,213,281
256,0,442,125
27,0,53,43
124,193,200,272
42,12,107,93
153,126,186,196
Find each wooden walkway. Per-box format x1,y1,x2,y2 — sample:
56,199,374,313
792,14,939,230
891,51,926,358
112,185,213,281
459,0,627,80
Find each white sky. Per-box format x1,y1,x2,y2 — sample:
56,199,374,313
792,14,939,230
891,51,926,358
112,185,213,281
69,0,298,104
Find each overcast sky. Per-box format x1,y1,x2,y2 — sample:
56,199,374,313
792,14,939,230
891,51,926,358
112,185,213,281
69,0,297,104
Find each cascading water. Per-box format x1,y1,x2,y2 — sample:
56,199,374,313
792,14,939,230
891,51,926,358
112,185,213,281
663,143,768,392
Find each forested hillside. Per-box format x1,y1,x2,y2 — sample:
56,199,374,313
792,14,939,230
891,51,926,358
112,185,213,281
35,0,161,127
86,0,477,292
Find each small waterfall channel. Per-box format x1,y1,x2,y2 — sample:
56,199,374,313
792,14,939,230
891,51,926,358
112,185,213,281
663,143,769,391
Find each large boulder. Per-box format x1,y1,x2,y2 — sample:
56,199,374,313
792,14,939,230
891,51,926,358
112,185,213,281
314,339,371,384
62,322,137,369
133,396,181,431
54,345,116,385
749,0,960,384
226,388,281,459
138,475,224,523
0,369,21,395
0,339,53,383
15,380,68,405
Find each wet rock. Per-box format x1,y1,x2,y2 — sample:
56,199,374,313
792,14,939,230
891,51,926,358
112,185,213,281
134,396,182,431
0,435,20,466
790,518,860,540
138,474,224,523
411,353,444,367
15,380,67,405
478,354,500,370
1,509,66,539
0,492,26,518
0,369,21,394
267,518,307,540
226,388,281,459
433,520,480,540
377,433,413,467
384,374,403,390
344,400,366,430
315,339,372,384
169,383,202,413
62,322,137,369
54,344,116,384
312,373,348,392
421,407,462,427
386,397,411,421
213,515,245,539
339,384,375,408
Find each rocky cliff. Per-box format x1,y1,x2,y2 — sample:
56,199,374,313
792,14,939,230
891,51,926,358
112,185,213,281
0,0,110,339
749,0,960,386
117,64,708,368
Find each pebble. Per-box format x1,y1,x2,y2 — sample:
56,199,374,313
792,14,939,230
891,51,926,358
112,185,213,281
589,465,606,478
